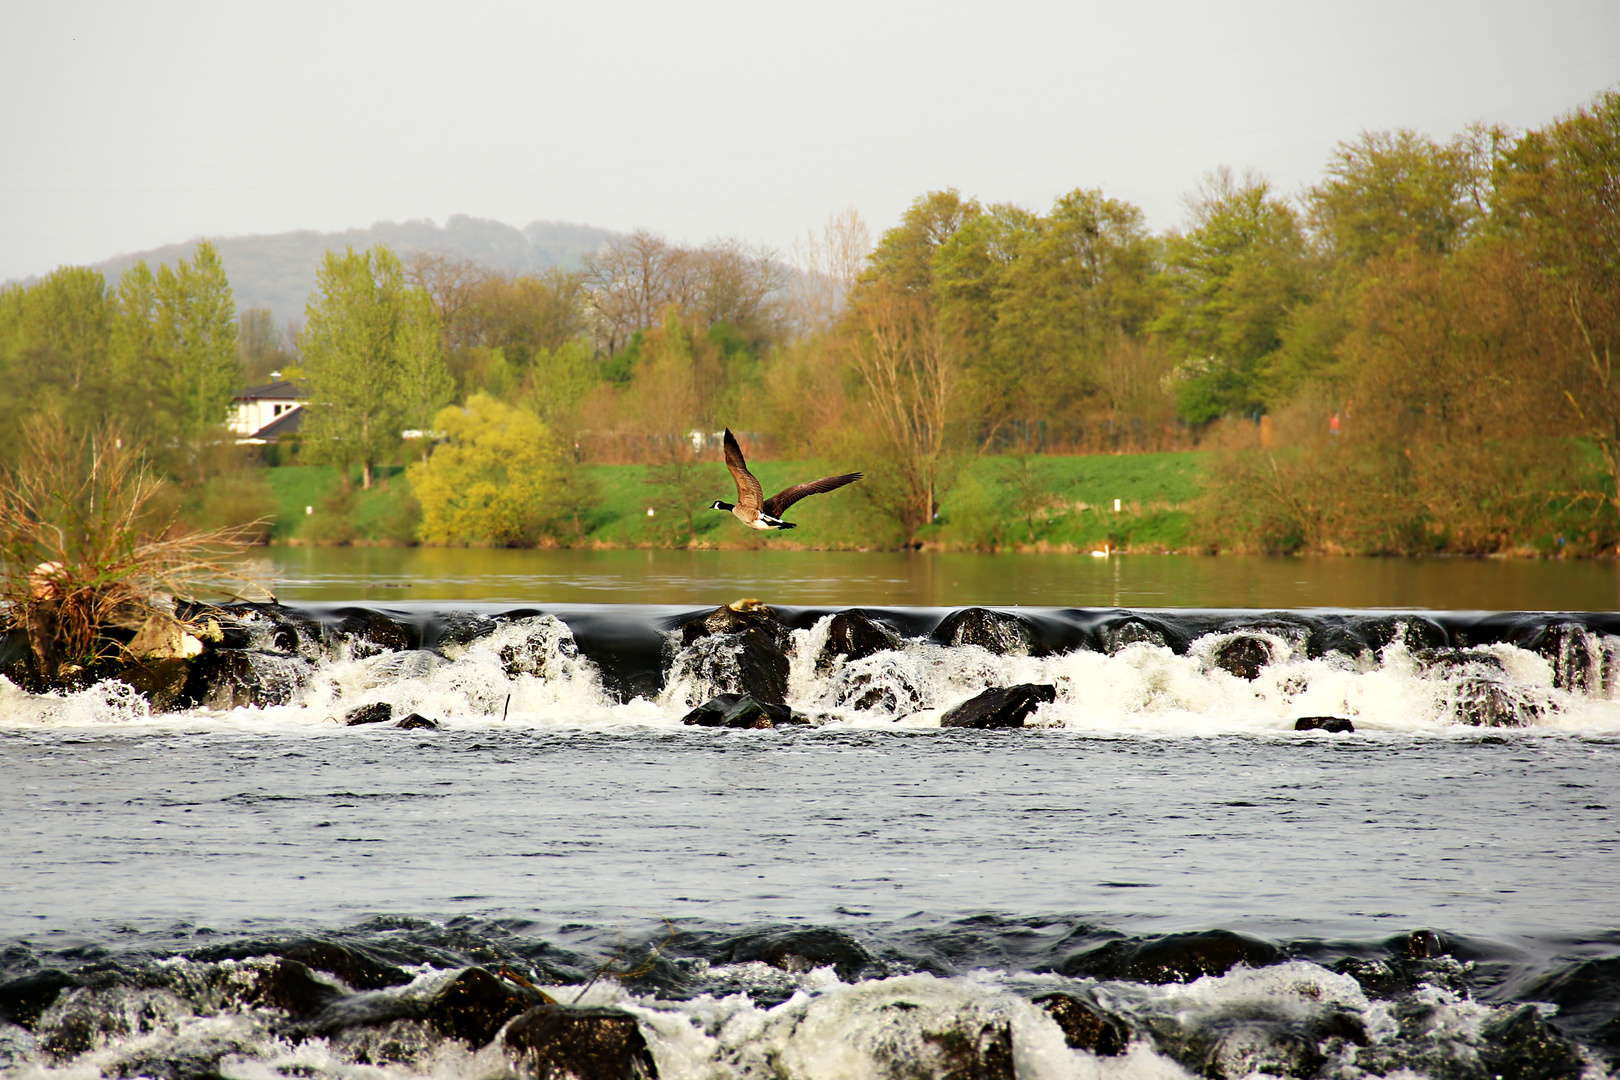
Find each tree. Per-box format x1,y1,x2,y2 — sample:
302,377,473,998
238,308,292,385
154,240,239,449
408,393,566,546
299,246,448,489
1155,168,1312,424
789,206,872,334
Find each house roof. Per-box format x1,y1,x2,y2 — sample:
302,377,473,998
234,379,309,402
245,405,306,442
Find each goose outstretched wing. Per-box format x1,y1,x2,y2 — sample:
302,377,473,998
762,472,863,517
723,429,765,512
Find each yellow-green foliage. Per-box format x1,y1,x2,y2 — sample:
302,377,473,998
408,393,563,546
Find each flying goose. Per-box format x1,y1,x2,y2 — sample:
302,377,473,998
711,429,862,530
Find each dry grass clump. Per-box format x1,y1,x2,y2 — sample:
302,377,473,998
0,417,265,688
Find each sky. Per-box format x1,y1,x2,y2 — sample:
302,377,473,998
3,0,1618,283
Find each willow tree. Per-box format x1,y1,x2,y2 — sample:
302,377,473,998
300,246,451,488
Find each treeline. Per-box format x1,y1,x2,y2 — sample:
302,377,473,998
1,87,1615,553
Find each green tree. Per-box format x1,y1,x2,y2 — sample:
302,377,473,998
1155,168,1312,424
408,393,565,545
299,246,448,489
154,240,239,449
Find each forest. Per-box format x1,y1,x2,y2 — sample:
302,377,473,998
1,86,1616,556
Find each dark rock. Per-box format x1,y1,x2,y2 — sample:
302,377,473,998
830,664,923,714
504,1003,658,1079
816,611,901,672
1478,1004,1587,1080
1453,676,1539,727
1361,615,1449,653
344,702,394,727
236,958,343,1019
0,970,80,1029
280,940,414,990
499,617,582,678
681,694,797,729
426,967,548,1048
1212,634,1275,680
1099,617,1172,654
1396,929,1444,959
718,928,873,981
428,611,498,652
1415,647,1504,672
395,713,439,730
1295,716,1355,733
931,608,1038,655
674,605,791,706
1196,1020,1326,1080
939,684,1056,729
179,649,311,709
328,608,416,654
1033,991,1129,1055
1520,955,1620,1054
111,657,193,710
916,1017,1015,1080
1528,622,1602,694
1059,929,1281,983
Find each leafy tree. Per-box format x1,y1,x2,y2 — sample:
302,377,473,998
861,189,982,296
154,240,239,449
299,246,449,489
408,393,566,545
238,307,293,384
1155,168,1312,424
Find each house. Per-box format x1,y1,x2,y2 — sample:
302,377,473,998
230,378,309,444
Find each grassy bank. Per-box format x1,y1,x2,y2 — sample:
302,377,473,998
262,452,1207,551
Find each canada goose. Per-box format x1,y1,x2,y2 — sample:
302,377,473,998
711,429,862,530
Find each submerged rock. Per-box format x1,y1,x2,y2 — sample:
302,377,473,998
914,1016,1015,1080
939,684,1056,729
233,958,344,1020
1453,676,1540,727
396,713,439,730
426,967,550,1048
326,608,416,655
931,608,1038,656
0,970,80,1029
1295,716,1355,733
1527,621,1607,694
816,610,901,672
681,693,800,729
1033,991,1130,1055
1058,929,1281,983
503,1003,658,1079
1098,616,1175,654
1477,1004,1587,1080
716,928,874,981
1361,615,1449,653
180,649,312,709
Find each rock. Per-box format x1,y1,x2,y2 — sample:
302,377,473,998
1195,1020,1326,1080
829,663,924,714
235,958,343,1020
279,941,413,990
503,1003,658,1079
0,970,80,1029
1415,647,1504,672
179,649,312,709
675,605,791,706
681,694,798,729
931,608,1037,655
1212,634,1274,680
112,657,193,711
939,684,1056,729
1295,716,1354,733
1033,991,1129,1055
1395,929,1444,959
428,611,498,652
1453,676,1539,727
915,1017,1015,1080
1058,929,1281,983
816,611,901,672
327,608,416,655
344,702,393,726
717,928,873,981
395,713,438,730
425,967,549,1048
1099,617,1172,654
1520,955,1620,1054
1528,622,1603,694
1360,615,1449,653
1478,1004,1587,1080
499,616,583,678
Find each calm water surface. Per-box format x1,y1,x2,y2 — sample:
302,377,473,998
257,547,1620,611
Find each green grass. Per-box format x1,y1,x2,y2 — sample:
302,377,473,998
260,451,1207,551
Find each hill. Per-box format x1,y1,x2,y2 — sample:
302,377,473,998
70,215,619,330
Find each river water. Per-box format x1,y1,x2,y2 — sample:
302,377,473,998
2,551,1618,1079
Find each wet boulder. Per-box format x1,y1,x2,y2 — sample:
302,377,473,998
1211,634,1276,681
427,611,498,652
499,617,583,678
1161,1019,1327,1080
278,941,413,991
829,663,924,715
676,603,791,706
0,970,80,1029
1521,955,1620,1056
344,702,393,726
327,608,416,656
395,713,439,730
716,928,874,981
1295,716,1354,733
681,693,799,729
425,967,550,1048
1058,929,1281,983
233,958,344,1020
503,1003,658,1079
1360,615,1449,653
1453,676,1540,727
1478,1004,1587,1080
1527,622,1605,694
1033,991,1130,1055
931,608,1038,656
815,611,901,672
1098,616,1175,654
939,684,1056,729
913,1017,1015,1080
179,649,312,709
111,657,193,711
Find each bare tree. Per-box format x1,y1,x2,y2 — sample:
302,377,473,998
581,230,680,354
790,206,872,334
404,251,489,352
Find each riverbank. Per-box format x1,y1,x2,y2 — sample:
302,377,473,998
265,453,1205,552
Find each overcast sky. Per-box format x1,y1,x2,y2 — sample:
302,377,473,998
3,0,1617,283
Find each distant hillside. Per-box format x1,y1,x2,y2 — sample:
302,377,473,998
81,215,619,331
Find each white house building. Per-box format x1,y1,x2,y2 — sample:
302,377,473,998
229,379,309,444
